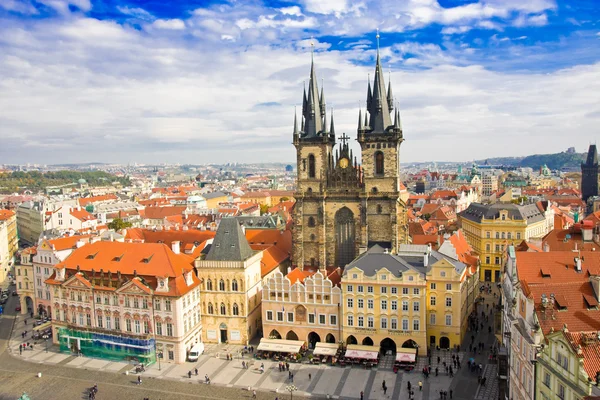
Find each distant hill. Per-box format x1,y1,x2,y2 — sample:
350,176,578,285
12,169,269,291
476,151,586,170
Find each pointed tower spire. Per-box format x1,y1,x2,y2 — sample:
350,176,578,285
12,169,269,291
358,107,363,131
320,79,326,116
394,107,401,130
366,30,393,134
322,104,328,135
293,107,299,134
366,73,372,109
387,70,394,112
330,108,336,136
364,107,368,128
301,40,324,138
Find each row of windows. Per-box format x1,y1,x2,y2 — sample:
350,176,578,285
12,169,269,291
266,310,337,326
205,279,240,292
485,231,521,240
206,302,240,316
346,296,453,309
59,311,174,337
347,285,437,294
69,292,173,312
346,314,453,329
304,151,385,178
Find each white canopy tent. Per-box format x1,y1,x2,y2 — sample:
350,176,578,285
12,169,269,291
257,338,304,354
313,342,339,356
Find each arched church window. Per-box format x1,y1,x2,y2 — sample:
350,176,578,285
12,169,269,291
307,188,313,195
308,154,316,178
375,151,384,176
206,279,213,291
310,234,316,241
220,303,226,315
207,303,214,314
377,205,383,214
308,216,316,227
219,279,225,291
372,187,378,194
232,303,239,316
232,279,238,291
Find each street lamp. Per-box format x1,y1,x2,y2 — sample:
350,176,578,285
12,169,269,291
286,384,298,400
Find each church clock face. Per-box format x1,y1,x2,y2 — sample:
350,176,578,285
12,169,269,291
339,158,349,169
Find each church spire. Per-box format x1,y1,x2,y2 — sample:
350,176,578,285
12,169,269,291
301,39,324,138
387,71,394,112
293,107,298,134
330,108,336,136
365,30,393,134
358,107,363,131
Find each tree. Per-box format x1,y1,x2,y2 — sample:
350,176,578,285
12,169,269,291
107,218,132,230
422,213,431,221
260,204,270,215
279,197,290,202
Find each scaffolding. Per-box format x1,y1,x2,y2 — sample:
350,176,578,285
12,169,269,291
58,327,156,364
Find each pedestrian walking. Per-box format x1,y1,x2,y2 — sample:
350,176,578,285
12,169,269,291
419,381,423,391
309,373,312,380
383,385,387,395
407,381,412,391
435,367,439,376
450,389,453,399
19,344,22,355
360,391,364,400
188,370,192,379
437,356,440,364
291,373,294,383
382,380,386,390
252,389,257,399
137,375,142,385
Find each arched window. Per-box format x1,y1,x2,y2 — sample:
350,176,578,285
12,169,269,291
310,233,316,241
232,303,239,316
307,187,313,195
308,216,316,227
220,303,226,315
372,187,378,194
308,154,316,178
219,279,225,291
377,205,383,214
207,303,213,314
206,279,212,291
375,151,384,176
231,279,238,292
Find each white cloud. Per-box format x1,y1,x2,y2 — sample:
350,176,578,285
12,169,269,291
279,6,303,16
0,0,38,14
152,19,186,30
299,0,349,15
37,0,91,14
117,6,154,21
441,26,471,35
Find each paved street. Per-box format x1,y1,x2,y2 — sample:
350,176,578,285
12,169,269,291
0,281,501,400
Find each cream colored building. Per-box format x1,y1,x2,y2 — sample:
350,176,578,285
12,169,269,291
262,269,342,347
15,247,36,314
341,245,428,354
195,218,264,345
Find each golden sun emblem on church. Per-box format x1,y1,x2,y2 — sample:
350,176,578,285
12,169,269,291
339,157,349,169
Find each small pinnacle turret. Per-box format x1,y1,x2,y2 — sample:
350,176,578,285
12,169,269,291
330,109,336,136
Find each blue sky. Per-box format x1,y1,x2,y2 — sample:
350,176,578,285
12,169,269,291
0,0,599,165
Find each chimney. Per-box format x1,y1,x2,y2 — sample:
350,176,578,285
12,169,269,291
590,275,600,302
287,266,292,274
171,241,180,254
76,239,86,248
582,225,593,242
543,242,550,252
575,257,582,272
424,252,429,267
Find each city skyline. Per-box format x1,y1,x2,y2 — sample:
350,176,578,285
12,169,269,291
0,0,599,165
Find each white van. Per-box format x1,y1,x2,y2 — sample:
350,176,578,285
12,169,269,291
188,342,205,362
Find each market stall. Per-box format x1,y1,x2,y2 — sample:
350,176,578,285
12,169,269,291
341,344,380,368
312,342,341,364
394,348,417,372
256,338,306,361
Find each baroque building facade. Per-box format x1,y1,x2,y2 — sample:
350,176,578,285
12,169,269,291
292,47,408,270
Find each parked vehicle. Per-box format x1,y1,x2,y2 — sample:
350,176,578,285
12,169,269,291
15,305,21,312
188,342,205,361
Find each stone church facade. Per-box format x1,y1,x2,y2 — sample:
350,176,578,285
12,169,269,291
292,49,408,270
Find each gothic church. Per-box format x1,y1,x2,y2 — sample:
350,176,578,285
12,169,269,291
291,44,408,270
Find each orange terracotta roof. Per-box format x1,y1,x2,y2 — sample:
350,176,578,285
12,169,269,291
541,228,599,252
144,206,186,219
46,235,92,251
286,268,310,284
50,241,199,297
242,191,271,198
78,194,118,206
411,234,438,245
0,209,15,220
516,251,600,282
327,267,342,286
70,208,96,222
430,190,458,200
138,198,171,206
125,228,216,248
564,331,600,384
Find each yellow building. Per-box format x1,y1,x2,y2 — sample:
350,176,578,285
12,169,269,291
15,247,36,314
262,269,342,346
341,245,427,355
458,203,553,282
195,218,263,345
203,191,229,209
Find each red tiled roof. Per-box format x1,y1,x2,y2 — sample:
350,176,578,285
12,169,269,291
286,268,310,284
46,235,92,251
541,228,599,252
78,194,118,206
144,206,186,220
70,208,96,222
564,332,600,385
517,251,600,282
0,209,15,220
